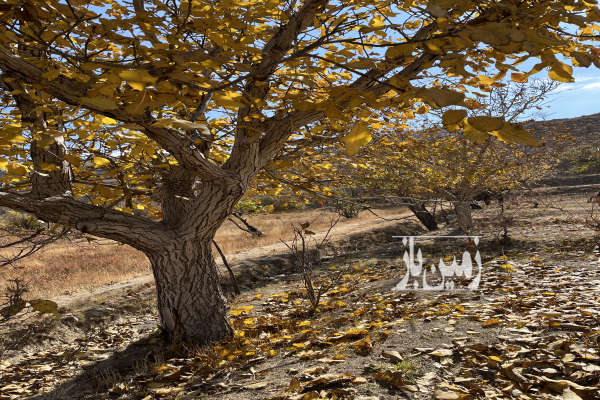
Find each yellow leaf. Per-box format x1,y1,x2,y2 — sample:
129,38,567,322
490,122,541,146
482,318,501,327
118,69,157,84
352,336,373,355
462,123,488,144
385,44,414,60
573,52,592,67
6,162,28,176
81,96,119,110
100,116,118,124
127,81,147,91
420,87,465,108
467,116,504,132
341,123,372,155
229,305,254,316
213,90,245,109
430,348,453,357
548,69,574,83
41,69,60,81
92,156,111,167
369,15,385,29
153,119,210,134
442,109,467,127
415,104,429,114
510,73,528,83
477,75,495,85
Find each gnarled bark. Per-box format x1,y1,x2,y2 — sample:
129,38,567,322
147,237,232,343
30,136,72,199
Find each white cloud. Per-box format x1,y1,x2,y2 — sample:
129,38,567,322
582,82,600,91
550,77,600,94
552,84,572,93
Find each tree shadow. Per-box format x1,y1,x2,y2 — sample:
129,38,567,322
21,220,425,399
29,334,166,400
219,221,425,294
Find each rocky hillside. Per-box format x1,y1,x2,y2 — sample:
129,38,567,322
524,113,600,177
526,112,600,146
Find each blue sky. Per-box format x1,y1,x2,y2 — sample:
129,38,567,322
544,67,600,120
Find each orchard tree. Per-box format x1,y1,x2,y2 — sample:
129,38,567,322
345,80,561,233
0,0,598,343
357,126,557,233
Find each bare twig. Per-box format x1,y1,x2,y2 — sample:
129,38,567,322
280,217,340,313
212,239,240,296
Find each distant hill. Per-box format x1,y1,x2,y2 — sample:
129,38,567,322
524,112,600,177
526,112,600,147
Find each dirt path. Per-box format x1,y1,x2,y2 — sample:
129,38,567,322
49,208,413,312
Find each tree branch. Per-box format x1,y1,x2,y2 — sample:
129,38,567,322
226,0,329,175
0,45,235,183
0,192,172,251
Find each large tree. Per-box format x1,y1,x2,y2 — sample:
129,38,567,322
0,0,598,343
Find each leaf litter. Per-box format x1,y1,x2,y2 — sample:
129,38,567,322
0,199,599,399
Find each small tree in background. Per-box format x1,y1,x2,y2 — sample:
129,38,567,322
340,80,561,233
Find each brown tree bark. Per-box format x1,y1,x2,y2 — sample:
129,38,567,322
454,200,474,234
30,136,72,199
406,200,438,231
147,237,233,343
149,168,244,343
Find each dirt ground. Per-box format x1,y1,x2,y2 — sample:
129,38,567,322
1,190,599,400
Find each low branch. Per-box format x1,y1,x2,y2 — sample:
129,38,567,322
228,212,263,237
0,192,171,251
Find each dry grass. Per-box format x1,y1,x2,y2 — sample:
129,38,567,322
213,207,405,254
0,207,407,299
0,241,149,299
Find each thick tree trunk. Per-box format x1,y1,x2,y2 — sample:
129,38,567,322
147,237,232,344
407,200,438,231
454,200,473,234
147,168,243,344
